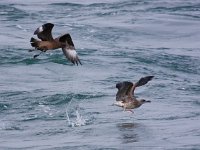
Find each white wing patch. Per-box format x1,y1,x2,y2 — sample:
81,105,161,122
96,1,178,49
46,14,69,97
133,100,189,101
69,49,77,57
65,49,77,59
62,48,81,65
39,26,43,33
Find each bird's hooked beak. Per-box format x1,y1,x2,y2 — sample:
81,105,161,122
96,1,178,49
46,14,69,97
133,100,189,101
140,99,151,104
145,100,151,103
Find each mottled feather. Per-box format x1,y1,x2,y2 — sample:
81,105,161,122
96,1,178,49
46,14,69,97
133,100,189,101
116,81,133,102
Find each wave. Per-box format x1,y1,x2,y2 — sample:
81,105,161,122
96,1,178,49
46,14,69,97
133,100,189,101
0,48,77,65
142,112,200,121
50,2,84,7
133,50,200,75
0,4,28,21
0,121,23,131
0,103,9,112
147,4,200,13
40,93,106,106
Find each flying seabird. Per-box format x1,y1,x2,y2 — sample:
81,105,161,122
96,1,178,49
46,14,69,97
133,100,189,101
114,76,154,113
30,23,82,65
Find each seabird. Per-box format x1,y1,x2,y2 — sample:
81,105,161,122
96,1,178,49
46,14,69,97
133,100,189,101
114,76,154,113
30,23,82,65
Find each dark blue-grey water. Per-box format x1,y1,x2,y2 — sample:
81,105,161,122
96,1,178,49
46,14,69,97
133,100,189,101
0,0,200,149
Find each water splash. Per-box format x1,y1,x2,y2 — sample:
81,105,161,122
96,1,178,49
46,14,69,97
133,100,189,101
65,99,86,127
38,104,53,117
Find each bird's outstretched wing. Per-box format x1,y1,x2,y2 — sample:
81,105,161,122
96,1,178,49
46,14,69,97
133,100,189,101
116,81,133,102
59,34,82,65
59,33,75,47
34,23,54,41
132,76,154,95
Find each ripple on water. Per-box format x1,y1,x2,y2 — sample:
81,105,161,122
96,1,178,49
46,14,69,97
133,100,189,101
134,51,200,74
0,121,23,131
37,93,106,106
0,103,9,112
145,112,200,121
0,4,28,21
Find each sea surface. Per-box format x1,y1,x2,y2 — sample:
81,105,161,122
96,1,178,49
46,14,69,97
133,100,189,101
0,0,200,149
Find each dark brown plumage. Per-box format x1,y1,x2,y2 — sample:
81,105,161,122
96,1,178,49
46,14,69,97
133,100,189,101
30,23,82,65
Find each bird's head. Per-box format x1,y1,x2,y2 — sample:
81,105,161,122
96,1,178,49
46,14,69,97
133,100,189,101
34,23,54,35
140,99,151,104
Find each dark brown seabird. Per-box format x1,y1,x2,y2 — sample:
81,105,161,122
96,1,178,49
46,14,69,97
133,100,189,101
114,76,154,113
30,23,82,65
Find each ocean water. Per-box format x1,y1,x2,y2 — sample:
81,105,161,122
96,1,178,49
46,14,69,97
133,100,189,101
0,0,200,149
